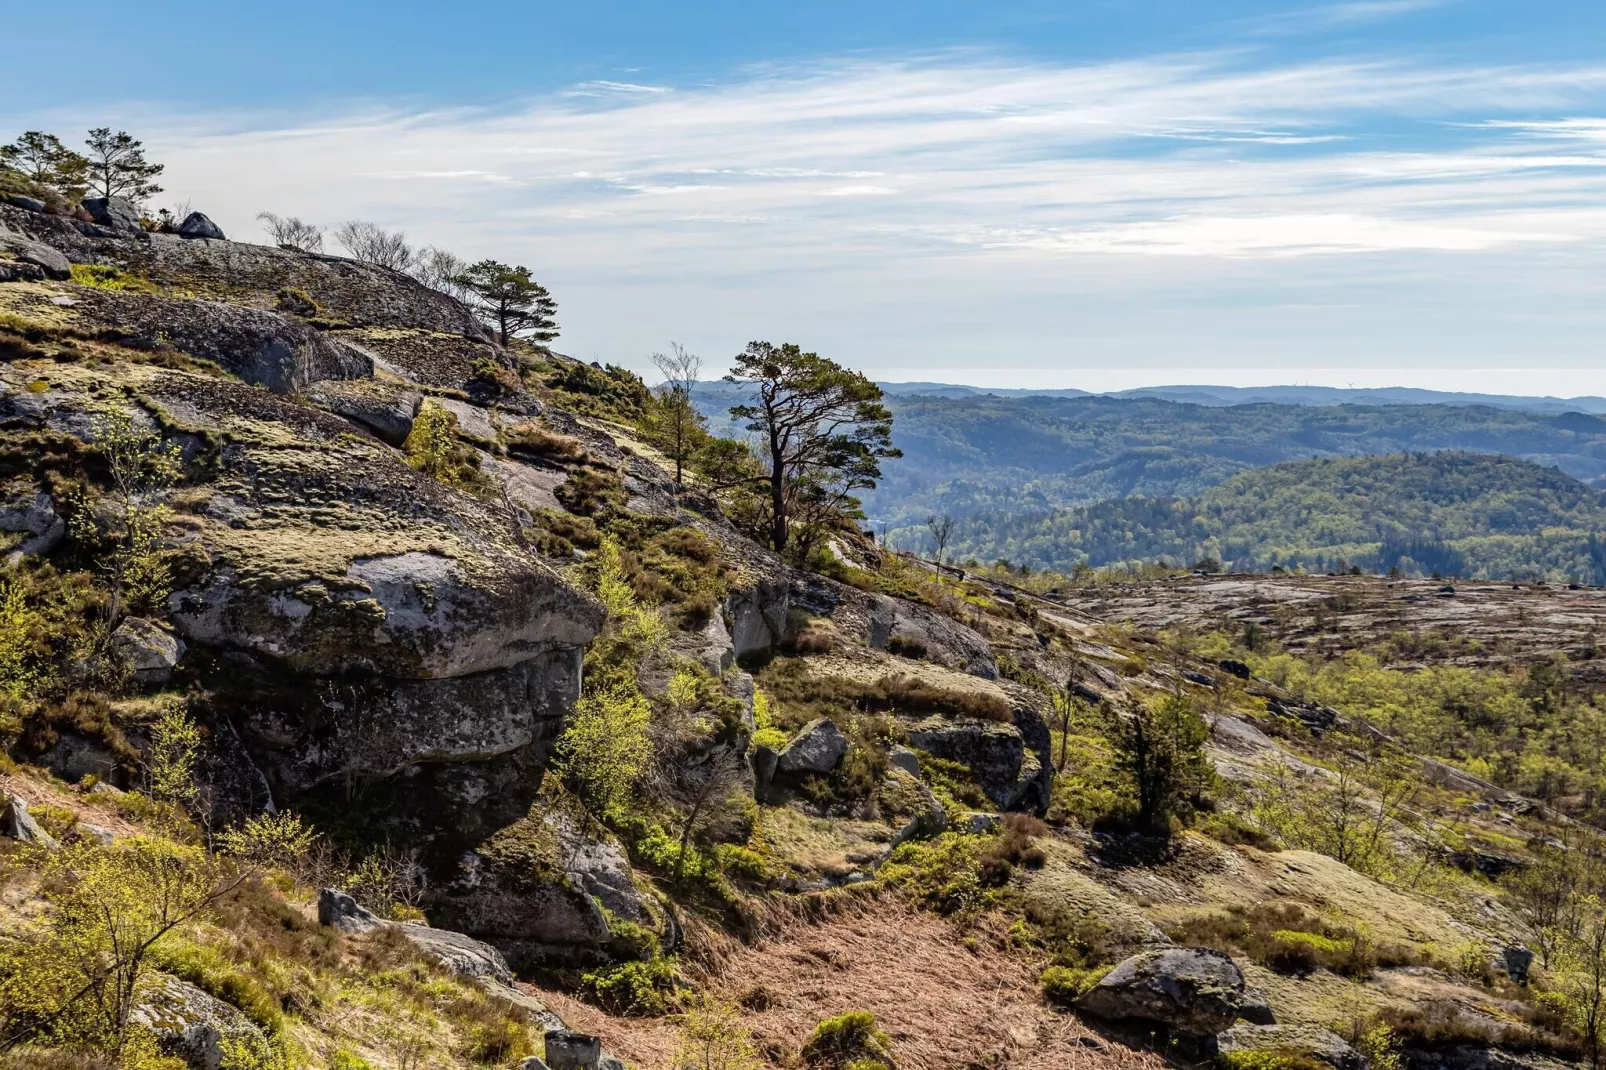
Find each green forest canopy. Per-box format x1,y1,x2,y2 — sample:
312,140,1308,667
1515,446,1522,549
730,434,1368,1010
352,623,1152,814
890,451,1606,582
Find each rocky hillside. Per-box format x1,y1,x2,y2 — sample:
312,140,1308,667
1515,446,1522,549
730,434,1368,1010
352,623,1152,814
3,195,1606,1070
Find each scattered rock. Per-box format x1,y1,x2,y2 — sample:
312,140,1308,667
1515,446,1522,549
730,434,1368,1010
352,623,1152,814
110,616,184,685
1218,1023,1365,1070
2,795,59,848
776,717,847,775
176,211,226,240
78,823,115,845
1079,946,1261,1036
2,195,45,212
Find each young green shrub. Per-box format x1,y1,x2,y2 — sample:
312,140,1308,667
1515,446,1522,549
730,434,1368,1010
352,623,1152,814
800,1011,895,1070
1039,964,1109,1005
579,956,683,1016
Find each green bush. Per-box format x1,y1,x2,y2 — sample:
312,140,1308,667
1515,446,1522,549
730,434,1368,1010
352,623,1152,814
1039,964,1108,1004
800,1011,894,1069
579,956,683,1016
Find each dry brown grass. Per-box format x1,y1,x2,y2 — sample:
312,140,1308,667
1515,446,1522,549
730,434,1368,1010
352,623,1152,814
525,895,1168,1070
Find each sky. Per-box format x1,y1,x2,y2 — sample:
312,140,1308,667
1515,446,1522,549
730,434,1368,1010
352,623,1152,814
6,1,1606,394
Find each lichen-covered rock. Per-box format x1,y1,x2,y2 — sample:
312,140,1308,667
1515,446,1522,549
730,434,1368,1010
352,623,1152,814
131,974,270,1070
776,717,847,775
1079,947,1258,1036
1218,1023,1366,1070
111,616,184,684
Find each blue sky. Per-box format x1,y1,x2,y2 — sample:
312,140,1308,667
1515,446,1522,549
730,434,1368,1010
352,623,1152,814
7,1,1606,393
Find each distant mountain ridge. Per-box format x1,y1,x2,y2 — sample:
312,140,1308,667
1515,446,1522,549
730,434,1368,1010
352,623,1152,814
874,380,1606,414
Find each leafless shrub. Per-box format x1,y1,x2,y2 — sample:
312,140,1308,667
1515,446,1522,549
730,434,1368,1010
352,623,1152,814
412,245,471,302
256,211,324,252
336,219,416,271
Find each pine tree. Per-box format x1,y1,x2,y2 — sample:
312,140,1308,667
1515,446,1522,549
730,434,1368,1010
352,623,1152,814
453,260,558,345
84,128,164,204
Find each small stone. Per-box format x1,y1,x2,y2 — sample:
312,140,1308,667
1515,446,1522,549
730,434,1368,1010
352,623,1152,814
78,823,115,845
776,717,847,775
177,211,226,240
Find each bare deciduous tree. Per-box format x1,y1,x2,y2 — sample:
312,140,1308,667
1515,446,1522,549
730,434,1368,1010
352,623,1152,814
256,212,324,252
412,246,471,302
926,513,955,565
335,219,416,271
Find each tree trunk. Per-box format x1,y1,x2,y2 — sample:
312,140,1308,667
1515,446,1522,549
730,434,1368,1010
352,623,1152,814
769,448,788,553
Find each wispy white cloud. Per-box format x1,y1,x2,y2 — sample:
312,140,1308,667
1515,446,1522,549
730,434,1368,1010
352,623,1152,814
42,47,1606,380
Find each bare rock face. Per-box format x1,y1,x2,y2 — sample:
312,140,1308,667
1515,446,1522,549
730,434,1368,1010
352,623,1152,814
1079,947,1261,1036
25,285,369,394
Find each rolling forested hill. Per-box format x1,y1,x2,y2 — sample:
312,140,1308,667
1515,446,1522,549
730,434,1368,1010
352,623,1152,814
892,452,1606,581
690,384,1606,526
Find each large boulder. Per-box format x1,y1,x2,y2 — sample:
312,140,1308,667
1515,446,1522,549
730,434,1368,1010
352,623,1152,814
776,717,847,775
176,212,225,240
131,975,270,1070
305,377,422,446
82,196,143,235
1,795,59,848
111,617,184,685
1078,947,1262,1036
907,715,1049,812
